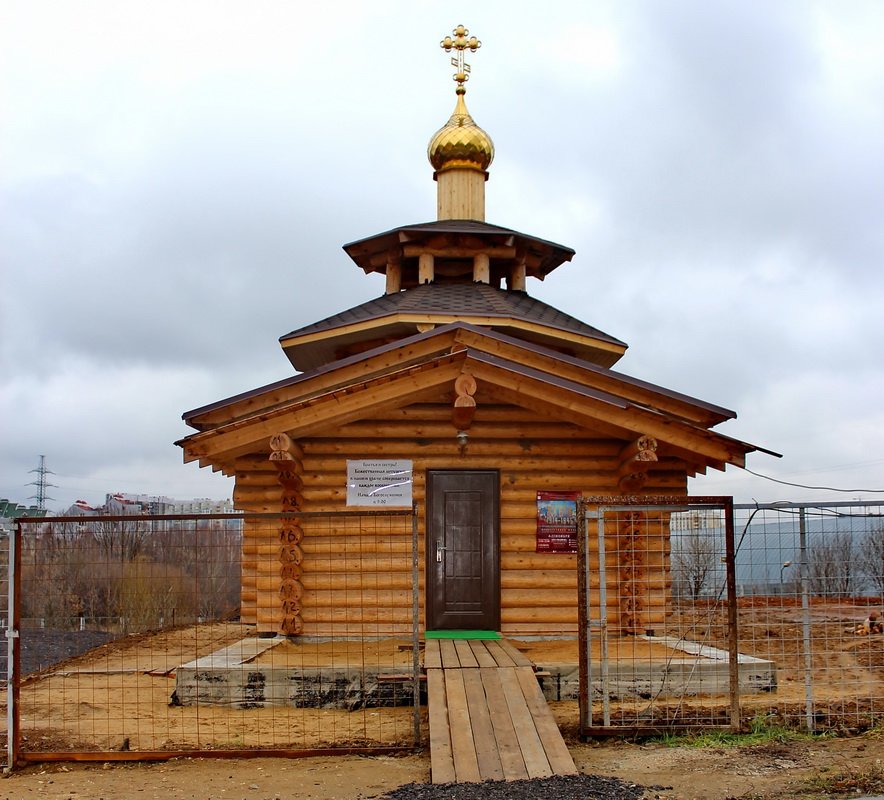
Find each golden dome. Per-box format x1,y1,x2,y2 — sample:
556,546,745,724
428,88,495,175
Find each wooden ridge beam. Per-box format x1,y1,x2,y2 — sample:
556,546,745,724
402,244,516,258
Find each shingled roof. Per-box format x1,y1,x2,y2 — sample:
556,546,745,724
342,219,576,280
279,283,627,371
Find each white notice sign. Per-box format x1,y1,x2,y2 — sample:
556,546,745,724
346,460,413,507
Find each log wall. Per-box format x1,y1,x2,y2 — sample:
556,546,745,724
232,402,687,637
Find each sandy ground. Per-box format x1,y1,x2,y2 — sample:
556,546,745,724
1,734,883,799
4,601,883,755
1,602,882,798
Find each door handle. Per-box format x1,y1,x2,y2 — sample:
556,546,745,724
436,540,447,563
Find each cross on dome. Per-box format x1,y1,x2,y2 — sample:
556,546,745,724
440,25,481,92
429,25,494,220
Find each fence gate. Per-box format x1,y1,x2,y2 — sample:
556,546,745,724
578,496,738,736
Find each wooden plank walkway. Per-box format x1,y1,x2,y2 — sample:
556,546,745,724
425,638,577,784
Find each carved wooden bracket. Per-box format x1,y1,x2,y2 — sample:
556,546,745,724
452,372,478,430
617,435,658,493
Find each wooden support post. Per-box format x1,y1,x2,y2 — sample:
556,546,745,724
473,253,490,284
419,253,435,285
385,260,402,294
508,261,527,291
270,432,305,636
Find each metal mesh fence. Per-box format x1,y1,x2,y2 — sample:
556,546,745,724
729,501,883,732
579,499,884,736
5,511,420,763
4,499,882,762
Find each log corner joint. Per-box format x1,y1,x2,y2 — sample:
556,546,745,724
269,432,305,637
617,435,658,494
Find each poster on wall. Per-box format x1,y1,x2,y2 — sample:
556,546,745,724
536,490,579,553
346,460,413,507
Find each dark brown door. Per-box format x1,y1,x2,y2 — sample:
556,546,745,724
426,470,500,630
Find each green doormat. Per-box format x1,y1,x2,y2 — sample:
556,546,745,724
424,630,501,640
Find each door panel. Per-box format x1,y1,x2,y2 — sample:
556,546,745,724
426,470,499,630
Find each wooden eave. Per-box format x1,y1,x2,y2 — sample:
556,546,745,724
279,311,626,367
183,328,468,430
177,353,470,468
188,322,735,432
177,333,771,476
342,220,575,281
447,325,734,428
462,351,758,469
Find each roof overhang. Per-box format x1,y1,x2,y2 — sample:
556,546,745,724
279,310,627,372
342,220,576,282
178,322,777,477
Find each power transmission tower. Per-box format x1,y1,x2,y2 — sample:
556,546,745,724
27,454,57,510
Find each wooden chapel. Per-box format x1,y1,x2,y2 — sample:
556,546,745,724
176,26,768,640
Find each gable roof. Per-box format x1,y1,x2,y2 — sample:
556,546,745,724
179,322,776,477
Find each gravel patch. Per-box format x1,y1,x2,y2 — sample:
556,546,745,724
1,628,118,677
376,773,656,800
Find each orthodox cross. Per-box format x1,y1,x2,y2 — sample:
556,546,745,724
440,25,481,89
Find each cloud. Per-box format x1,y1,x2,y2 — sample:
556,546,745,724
2,1,883,510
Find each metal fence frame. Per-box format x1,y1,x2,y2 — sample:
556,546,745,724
4,509,420,768
578,497,884,738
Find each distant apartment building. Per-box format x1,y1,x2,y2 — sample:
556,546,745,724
64,494,235,516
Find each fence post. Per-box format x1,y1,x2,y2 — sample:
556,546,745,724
7,523,21,770
576,501,589,737
799,508,815,732
597,508,611,728
411,504,421,747
725,499,741,731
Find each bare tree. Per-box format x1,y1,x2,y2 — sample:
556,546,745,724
860,525,884,597
807,531,863,598
88,516,147,561
671,530,718,600
147,520,242,620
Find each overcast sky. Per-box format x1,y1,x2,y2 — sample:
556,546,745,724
2,1,883,512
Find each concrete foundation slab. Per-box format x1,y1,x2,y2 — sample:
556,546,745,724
172,634,776,709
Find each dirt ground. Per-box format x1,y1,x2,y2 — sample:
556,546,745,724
1,734,883,799
3,604,883,797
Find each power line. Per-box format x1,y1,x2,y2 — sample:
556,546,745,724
740,466,884,494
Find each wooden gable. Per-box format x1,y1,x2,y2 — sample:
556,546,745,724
177,322,769,477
